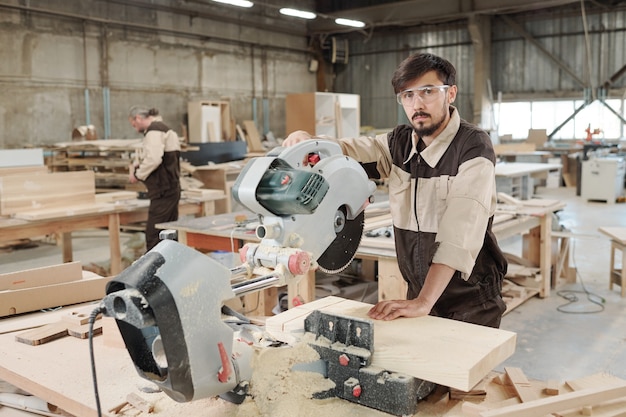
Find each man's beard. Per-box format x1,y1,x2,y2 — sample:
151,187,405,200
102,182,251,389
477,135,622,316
412,111,445,137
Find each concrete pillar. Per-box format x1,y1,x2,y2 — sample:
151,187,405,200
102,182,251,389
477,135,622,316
468,15,493,131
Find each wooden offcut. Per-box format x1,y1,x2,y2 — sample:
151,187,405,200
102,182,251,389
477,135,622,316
479,383,626,417
16,317,103,345
504,366,539,402
266,296,517,392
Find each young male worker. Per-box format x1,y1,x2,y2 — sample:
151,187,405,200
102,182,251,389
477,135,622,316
284,53,507,328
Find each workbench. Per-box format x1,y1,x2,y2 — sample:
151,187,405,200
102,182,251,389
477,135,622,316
599,226,626,297
0,301,506,417
0,195,221,276
495,162,562,199
497,151,554,164
2,300,625,417
358,198,566,300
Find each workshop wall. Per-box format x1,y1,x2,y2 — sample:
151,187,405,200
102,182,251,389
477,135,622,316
0,0,316,148
335,23,474,132
334,5,626,133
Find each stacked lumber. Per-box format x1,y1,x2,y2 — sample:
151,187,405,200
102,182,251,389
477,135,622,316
0,262,110,318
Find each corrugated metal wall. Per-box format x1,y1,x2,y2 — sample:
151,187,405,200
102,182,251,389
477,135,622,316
335,7,626,131
336,25,474,131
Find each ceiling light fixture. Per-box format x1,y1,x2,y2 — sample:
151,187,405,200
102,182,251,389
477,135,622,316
335,17,365,28
279,8,316,19
211,0,253,8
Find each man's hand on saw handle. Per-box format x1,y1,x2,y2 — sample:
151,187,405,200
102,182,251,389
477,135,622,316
283,130,313,147
283,130,320,166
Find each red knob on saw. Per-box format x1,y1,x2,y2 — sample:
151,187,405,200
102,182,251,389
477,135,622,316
288,251,311,275
307,153,321,166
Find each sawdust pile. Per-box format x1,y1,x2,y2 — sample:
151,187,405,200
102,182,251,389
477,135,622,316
235,342,390,417
118,342,456,416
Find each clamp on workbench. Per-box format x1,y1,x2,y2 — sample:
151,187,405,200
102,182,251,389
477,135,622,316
302,310,436,416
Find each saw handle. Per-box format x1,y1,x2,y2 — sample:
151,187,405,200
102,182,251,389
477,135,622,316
277,139,343,168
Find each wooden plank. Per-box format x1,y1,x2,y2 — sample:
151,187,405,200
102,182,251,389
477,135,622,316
0,166,48,177
479,383,626,417
0,261,82,291
15,322,69,346
67,321,103,339
504,367,539,402
15,313,102,345
11,202,112,221
565,372,626,391
599,227,626,245
0,302,96,335
242,120,265,152
0,272,110,318
544,380,560,395
126,393,153,413
266,296,517,392
94,191,137,203
0,171,96,216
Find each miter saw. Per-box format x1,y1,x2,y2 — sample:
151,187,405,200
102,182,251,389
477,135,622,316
99,140,377,405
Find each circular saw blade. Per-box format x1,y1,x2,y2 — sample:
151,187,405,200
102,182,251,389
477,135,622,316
316,209,365,274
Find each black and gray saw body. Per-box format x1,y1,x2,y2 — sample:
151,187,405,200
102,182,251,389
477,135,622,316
99,140,377,406
232,140,377,274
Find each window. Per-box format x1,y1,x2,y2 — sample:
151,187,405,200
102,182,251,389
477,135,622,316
497,99,625,141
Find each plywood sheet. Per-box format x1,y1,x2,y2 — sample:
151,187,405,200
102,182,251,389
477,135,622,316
266,296,517,391
0,170,96,216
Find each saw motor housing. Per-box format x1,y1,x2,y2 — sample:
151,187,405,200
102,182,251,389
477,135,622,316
233,140,377,273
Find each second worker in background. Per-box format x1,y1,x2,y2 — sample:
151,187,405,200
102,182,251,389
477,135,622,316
284,52,508,328
128,106,181,252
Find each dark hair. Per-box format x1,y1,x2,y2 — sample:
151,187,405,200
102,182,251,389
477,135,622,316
391,53,456,93
128,106,159,118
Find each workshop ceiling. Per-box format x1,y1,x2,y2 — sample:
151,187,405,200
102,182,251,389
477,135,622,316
309,0,626,35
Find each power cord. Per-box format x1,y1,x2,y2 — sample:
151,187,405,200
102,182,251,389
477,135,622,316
88,305,106,417
556,237,605,314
